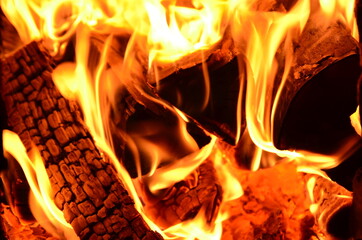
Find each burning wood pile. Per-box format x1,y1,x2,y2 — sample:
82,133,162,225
0,0,362,239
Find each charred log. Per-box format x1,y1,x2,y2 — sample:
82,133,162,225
144,160,221,229
0,41,163,240
148,33,245,145
274,19,361,155
104,45,222,229
154,55,243,145
303,174,353,239
91,33,224,227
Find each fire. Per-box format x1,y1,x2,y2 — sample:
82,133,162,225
2,130,78,239
319,0,359,40
0,0,360,239
163,208,224,240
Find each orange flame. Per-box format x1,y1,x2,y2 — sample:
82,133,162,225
163,208,224,240
2,130,78,239
1,0,361,239
351,106,361,136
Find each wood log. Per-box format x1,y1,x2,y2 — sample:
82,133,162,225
93,30,244,146
148,32,245,145
143,160,221,229
91,34,223,226
0,41,163,240
303,174,353,239
110,88,208,177
274,18,361,155
108,83,222,228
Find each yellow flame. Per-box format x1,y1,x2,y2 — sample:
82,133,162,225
2,130,78,239
145,136,216,194
163,208,224,240
213,146,243,201
146,0,230,63
350,106,361,136
2,0,361,239
232,0,310,162
319,0,359,40
306,176,318,214
1,0,231,62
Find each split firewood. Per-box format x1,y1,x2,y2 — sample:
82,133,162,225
274,17,361,154
151,45,244,145
91,34,223,226
92,28,244,145
143,160,221,229
1,41,163,240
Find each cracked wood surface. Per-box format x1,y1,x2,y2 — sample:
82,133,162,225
1,41,163,240
144,160,221,229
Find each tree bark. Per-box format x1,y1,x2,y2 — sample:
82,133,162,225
1,41,163,240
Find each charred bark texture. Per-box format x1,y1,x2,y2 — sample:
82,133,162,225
0,41,163,240
145,160,221,229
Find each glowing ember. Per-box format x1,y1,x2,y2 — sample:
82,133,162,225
0,0,360,239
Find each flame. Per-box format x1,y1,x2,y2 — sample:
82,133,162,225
1,0,361,239
351,106,361,136
145,0,231,63
2,130,78,239
319,0,359,40
232,0,310,163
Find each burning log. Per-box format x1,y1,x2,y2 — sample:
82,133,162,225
303,173,353,239
274,18,361,154
144,160,221,229
0,41,163,240
91,34,223,227
111,82,223,230
147,32,244,145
